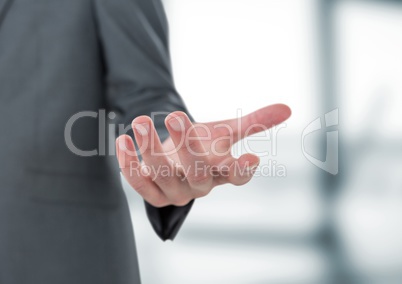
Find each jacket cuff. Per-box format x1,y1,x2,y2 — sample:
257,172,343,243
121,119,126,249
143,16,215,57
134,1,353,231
144,199,194,241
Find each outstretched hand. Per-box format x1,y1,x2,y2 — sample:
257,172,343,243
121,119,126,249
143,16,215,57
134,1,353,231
116,104,291,207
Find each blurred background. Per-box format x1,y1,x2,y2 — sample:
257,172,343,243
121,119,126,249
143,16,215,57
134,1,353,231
122,0,402,283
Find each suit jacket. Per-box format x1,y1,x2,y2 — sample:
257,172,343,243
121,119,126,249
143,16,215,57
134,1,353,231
0,0,194,283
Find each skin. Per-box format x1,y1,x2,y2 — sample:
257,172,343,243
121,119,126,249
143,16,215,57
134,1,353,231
116,103,291,207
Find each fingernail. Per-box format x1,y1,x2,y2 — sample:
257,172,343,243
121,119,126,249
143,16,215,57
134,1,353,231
168,116,184,131
134,123,149,136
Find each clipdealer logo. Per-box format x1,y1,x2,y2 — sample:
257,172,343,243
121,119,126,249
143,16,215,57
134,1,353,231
302,109,339,175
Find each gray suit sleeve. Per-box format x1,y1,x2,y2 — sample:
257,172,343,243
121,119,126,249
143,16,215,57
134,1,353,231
93,0,194,241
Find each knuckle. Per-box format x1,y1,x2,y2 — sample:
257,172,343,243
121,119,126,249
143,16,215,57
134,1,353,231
167,189,193,207
149,197,169,208
249,111,262,127
230,176,251,186
193,189,209,198
184,138,200,153
170,197,191,207
153,173,174,187
214,176,228,186
132,180,148,196
187,173,210,188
